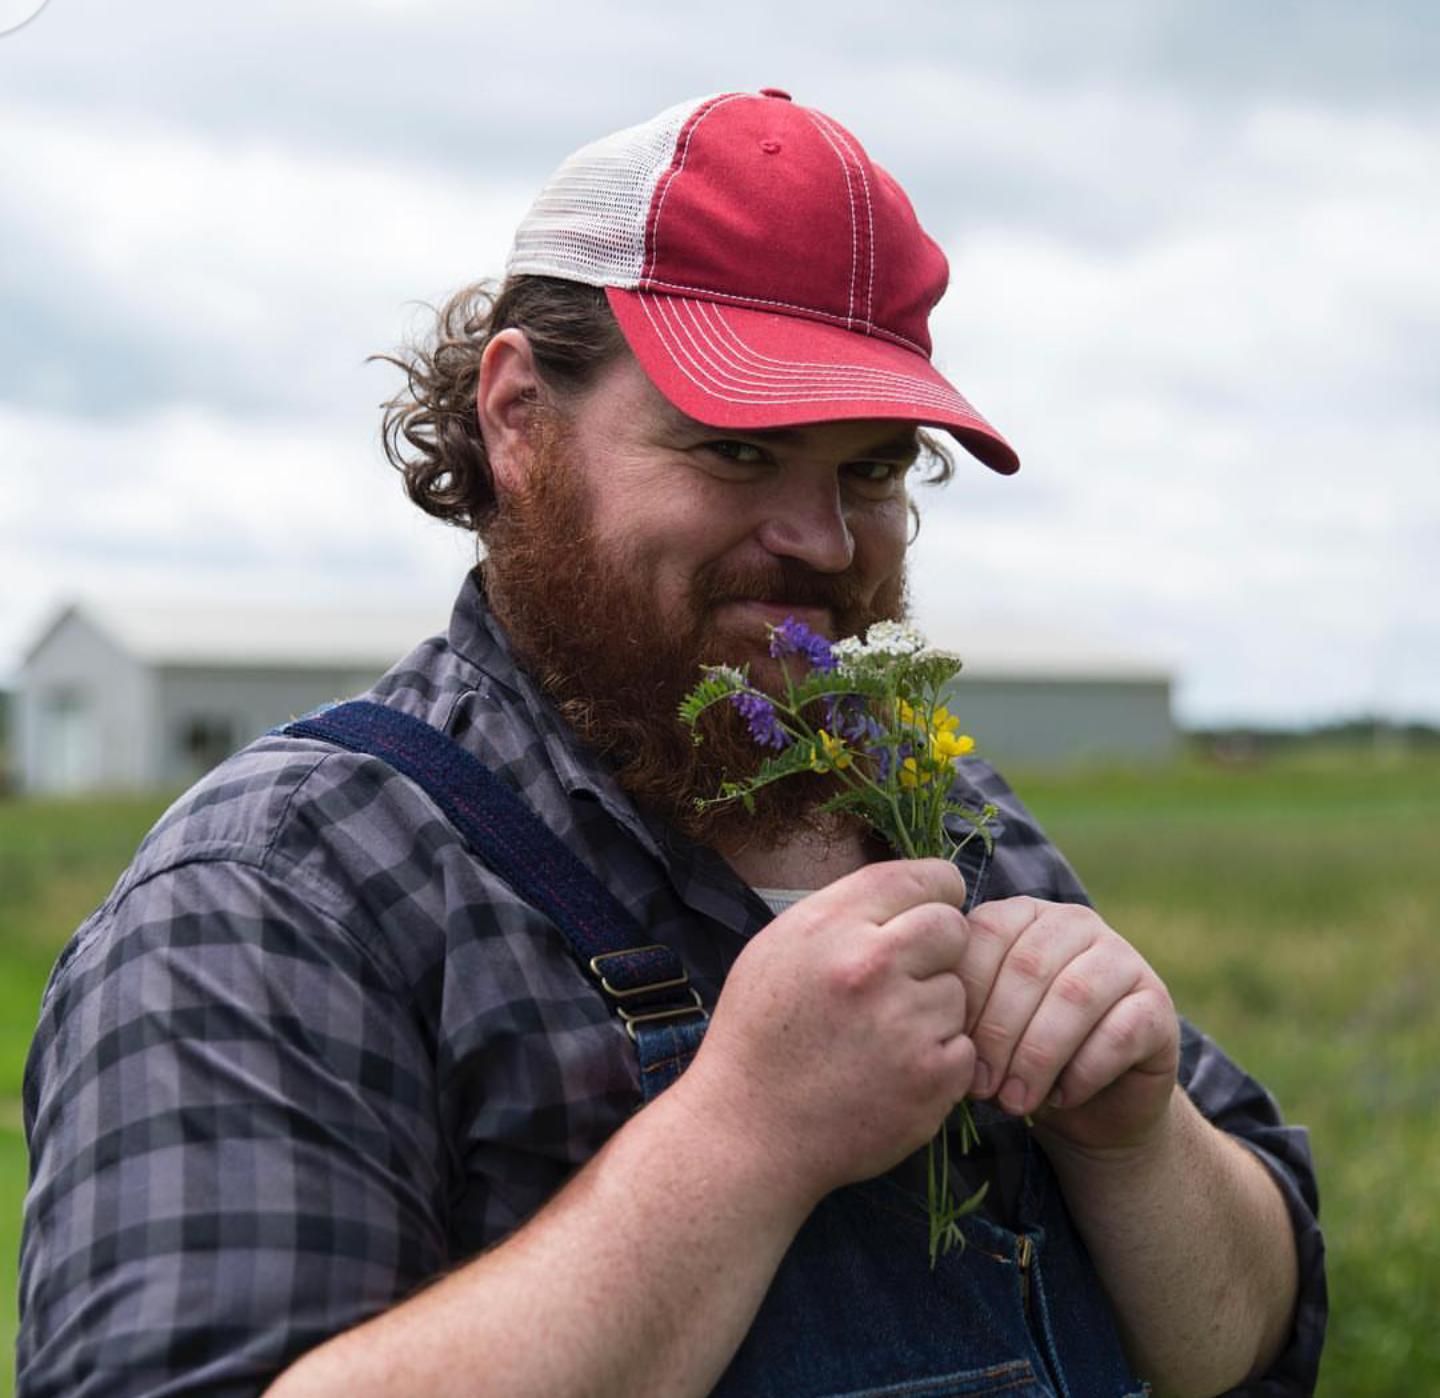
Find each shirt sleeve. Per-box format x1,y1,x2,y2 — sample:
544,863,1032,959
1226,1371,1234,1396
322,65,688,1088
1178,1019,1327,1397
18,858,448,1398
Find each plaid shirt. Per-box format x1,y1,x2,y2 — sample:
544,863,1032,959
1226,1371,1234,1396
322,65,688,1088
19,574,1325,1397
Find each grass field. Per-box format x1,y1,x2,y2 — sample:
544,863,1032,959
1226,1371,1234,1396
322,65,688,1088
3,755,1438,1394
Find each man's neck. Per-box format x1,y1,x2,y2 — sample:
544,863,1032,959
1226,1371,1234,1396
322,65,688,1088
720,820,876,893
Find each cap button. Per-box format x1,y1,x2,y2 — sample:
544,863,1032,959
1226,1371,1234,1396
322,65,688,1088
758,87,792,101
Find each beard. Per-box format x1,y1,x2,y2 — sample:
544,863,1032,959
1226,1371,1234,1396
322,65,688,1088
481,415,908,852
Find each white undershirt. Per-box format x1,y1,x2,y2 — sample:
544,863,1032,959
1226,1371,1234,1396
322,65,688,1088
752,887,816,917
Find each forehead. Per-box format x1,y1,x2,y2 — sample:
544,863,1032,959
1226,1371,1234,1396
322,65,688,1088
580,348,923,459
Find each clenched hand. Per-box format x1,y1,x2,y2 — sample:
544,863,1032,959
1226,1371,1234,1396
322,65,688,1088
678,858,979,1206
960,896,1179,1155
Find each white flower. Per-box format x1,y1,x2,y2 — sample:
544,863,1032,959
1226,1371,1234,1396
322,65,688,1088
864,620,927,655
834,620,928,664
917,647,962,668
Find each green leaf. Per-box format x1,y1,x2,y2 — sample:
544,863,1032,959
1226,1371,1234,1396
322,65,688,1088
677,667,749,727
943,801,997,853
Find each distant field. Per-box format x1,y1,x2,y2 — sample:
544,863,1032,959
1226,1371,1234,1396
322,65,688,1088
3,756,1438,1395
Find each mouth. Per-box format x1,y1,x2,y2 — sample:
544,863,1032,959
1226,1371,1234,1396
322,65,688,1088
714,600,835,637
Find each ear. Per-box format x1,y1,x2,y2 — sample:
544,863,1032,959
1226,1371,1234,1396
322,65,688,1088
476,329,544,494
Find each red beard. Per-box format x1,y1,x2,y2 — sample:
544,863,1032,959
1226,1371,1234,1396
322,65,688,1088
481,415,907,851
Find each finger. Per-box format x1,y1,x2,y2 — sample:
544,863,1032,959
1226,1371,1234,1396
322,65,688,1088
956,896,1045,1033
966,903,1100,1100
1050,989,1179,1111
985,945,1146,1116
900,971,969,1044
925,1030,980,1118
876,901,969,981
799,859,967,928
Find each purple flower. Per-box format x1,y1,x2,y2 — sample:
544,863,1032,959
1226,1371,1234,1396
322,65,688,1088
769,617,837,673
875,737,915,785
823,694,877,745
730,691,790,750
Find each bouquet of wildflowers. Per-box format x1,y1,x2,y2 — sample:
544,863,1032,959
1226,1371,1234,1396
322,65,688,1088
680,617,997,1264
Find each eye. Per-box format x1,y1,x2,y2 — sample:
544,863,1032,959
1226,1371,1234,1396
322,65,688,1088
844,458,911,497
693,438,775,479
703,439,770,465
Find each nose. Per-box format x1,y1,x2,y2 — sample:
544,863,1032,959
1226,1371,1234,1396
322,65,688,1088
753,476,855,573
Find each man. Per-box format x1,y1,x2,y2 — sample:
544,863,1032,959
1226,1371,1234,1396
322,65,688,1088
19,91,1324,1397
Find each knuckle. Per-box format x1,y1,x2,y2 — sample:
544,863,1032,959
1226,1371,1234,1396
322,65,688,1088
1058,1062,1101,1106
970,894,1040,944
1006,945,1051,986
1103,1000,1150,1054
1053,965,1095,1008
920,902,967,940
1013,1036,1057,1080
893,859,937,896
827,944,889,997
967,912,1008,951
1107,1011,1140,1053
972,1019,1011,1056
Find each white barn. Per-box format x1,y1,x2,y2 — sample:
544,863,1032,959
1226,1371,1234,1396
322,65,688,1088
17,601,1176,794
929,623,1177,769
18,600,448,794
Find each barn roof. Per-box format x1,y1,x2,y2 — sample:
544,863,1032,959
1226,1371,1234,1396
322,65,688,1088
27,598,451,671
918,619,1172,684
25,599,1172,684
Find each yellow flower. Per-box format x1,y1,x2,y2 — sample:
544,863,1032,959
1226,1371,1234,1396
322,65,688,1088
931,705,961,735
811,729,853,773
899,755,935,789
931,729,976,762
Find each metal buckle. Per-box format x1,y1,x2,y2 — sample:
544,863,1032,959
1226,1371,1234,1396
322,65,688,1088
588,946,691,1000
617,991,707,1041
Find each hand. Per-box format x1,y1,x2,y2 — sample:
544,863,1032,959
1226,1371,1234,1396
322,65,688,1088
960,897,1179,1156
678,859,978,1205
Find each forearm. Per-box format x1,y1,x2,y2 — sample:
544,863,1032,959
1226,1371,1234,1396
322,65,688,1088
265,1081,812,1398
1035,1085,1298,1398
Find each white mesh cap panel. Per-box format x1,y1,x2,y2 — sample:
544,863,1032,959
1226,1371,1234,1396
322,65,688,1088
506,95,715,289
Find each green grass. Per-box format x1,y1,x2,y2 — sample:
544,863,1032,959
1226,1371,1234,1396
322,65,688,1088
2,760,1438,1394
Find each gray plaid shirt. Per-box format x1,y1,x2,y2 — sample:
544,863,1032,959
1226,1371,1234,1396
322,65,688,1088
19,574,1325,1397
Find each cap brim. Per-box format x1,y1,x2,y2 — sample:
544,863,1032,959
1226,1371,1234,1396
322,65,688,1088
606,288,1019,475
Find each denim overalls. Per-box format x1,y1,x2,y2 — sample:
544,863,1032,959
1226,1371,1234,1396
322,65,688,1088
287,702,1148,1398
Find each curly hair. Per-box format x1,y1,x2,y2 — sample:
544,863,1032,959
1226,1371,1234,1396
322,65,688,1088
374,276,626,534
374,274,956,538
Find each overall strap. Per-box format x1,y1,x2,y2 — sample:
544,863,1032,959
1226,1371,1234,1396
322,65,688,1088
281,700,708,1091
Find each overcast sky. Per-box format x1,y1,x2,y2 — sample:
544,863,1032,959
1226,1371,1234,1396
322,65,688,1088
2,0,1436,726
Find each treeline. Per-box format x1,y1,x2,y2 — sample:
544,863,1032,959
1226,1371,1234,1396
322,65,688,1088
1189,717,1440,761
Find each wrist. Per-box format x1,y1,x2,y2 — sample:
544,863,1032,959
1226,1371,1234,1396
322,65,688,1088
1031,1082,1192,1178
656,1064,827,1225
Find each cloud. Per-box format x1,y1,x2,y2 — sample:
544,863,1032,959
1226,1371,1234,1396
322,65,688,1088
0,401,473,677
1,1,1436,724
905,92,1440,725
0,102,532,418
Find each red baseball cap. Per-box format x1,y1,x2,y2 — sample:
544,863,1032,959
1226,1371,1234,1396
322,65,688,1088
506,90,1019,474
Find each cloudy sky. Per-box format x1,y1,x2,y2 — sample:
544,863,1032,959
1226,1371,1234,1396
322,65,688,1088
2,0,1435,726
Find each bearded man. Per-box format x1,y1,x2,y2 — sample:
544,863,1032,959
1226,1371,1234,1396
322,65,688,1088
19,91,1325,1398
